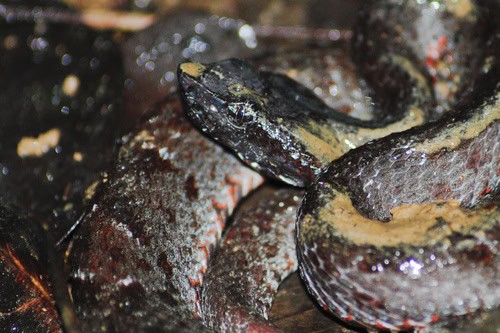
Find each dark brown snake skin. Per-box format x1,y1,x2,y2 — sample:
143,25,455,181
178,0,500,331
1,0,498,332
68,95,262,332
201,186,302,332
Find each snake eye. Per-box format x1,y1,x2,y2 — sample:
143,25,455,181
229,83,244,94
235,105,245,124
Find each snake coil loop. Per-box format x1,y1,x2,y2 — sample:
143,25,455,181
179,0,499,330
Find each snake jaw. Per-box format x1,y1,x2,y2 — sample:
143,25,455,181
159,1,500,331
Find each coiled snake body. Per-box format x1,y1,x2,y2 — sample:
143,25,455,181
179,0,499,330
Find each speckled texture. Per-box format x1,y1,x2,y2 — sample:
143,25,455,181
297,32,499,331
178,55,431,187
201,186,302,332
68,95,262,332
179,0,499,331
0,8,123,241
354,0,493,114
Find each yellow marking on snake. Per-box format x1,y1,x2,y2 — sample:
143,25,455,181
180,62,207,78
294,108,425,165
301,191,497,247
416,92,499,155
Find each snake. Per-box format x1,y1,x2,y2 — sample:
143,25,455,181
201,185,301,332
67,94,263,332
1,0,497,332
178,0,499,331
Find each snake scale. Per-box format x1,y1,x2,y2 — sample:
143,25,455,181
178,0,499,331
0,0,498,332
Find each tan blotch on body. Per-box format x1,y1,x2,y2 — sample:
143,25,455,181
294,108,425,165
416,93,499,155
17,128,61,158
301,191,495,247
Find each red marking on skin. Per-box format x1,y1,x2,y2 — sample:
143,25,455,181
466,150,481,169
431,184,452,200
197,240,210,249
285,259,295,271
346,314,353,321
228,185,238,208
191,294,202,318
226,174,242,185
431,314,440,322
322,304,328,311
375,321,387,329
206,228,218,237
426,57,436,70
188,276,201,286
426,35,449,80
402,319,413,328
212,200,228,210
438,35,448,49
478,185,493,198
438,36,447,49
200,246,209,260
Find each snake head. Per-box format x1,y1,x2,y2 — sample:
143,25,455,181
178,59,268,143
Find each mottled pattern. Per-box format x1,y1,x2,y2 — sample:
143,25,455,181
69,95,262,332
202,186,301,332
297,50,499,330
179,0,500,331
327,115,499,222
298,211,499,331
354,0,493,113
179,55,431,186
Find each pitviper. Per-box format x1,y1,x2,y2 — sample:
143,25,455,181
178,0,499,330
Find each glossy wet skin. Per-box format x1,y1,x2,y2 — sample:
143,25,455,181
294,1,500,330
68,95,262,332
178,58,331,185
179,0,499,331
178,58,422,134
178,59,267,134
179,57,430,186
